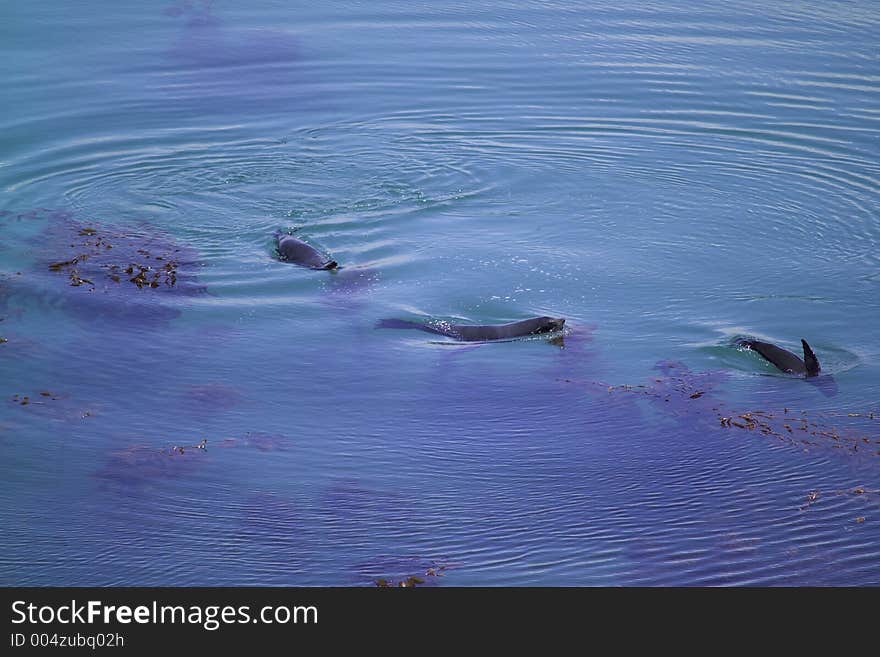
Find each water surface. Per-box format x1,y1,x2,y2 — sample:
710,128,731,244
1,0,878,585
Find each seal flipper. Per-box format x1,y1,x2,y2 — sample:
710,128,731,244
319,260,339,271
802,339,820,377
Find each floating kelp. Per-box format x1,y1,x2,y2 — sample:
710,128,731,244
95,431,292,490
361,558,451,588
799,487,879,525
801,486,880,509
171,438,208,454
94,439,208,487
600,360,728,420
11,391,64,405
7,390,93,420
99,430,286,490
374,570,448,588
593,361,879,458
374,576,425,588
42,222,201,294
715,408,879,457
10,211,206,326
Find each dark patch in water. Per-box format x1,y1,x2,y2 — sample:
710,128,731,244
6,211,206,327
594,360,728,424
164,0,221,27
159,0,304,126
0,207,73,225
595,361,879,458
805,375,840,398
238,493,303,537
218,432,289,451
7,390,94,421
41,222,202,294
94,439,208,489
716,408,879,458
317,480,415,535
1,272,26,316
181,383,243,414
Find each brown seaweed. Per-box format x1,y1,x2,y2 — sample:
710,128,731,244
94,439,208,487
358,557,452,588
7,390,93,420
595,361,878,458
44,225,193,293
5,211,207,327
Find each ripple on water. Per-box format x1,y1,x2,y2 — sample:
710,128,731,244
1,0,879,586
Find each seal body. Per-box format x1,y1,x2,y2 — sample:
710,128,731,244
378,316,565,342
275,232,337,270
737,338,820,377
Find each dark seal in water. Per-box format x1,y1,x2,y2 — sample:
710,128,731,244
377,316,565,342
737,338,820,377
275,231,337,270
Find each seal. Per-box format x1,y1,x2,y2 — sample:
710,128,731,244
737,338,820,377
377,316,565,342
275,231,337,270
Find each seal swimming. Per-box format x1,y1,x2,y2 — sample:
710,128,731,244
377,316,566,342
736,338,820,377
274,231,337,270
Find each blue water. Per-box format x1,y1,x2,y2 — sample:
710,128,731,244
1,1,878,586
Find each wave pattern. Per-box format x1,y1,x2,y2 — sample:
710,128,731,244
1,0,878,585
